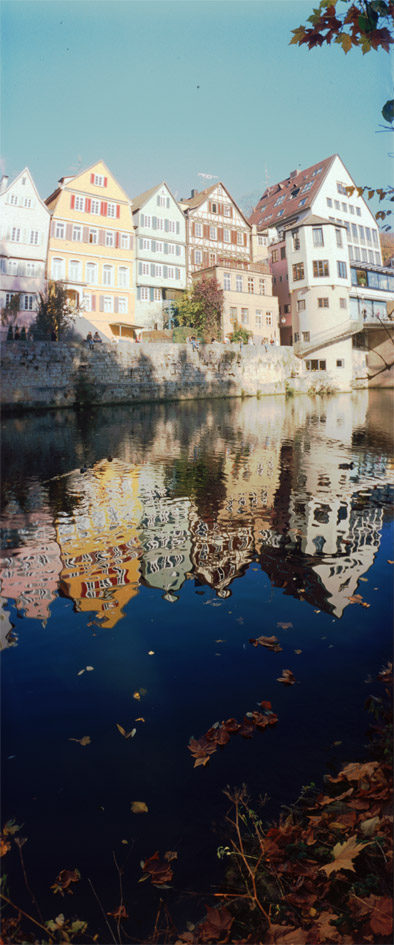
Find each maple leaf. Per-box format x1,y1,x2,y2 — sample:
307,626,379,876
249,634,282,651
336,31,353,52
141,851,174,885
0,837,11,857
50,868,81,896
319,835,371,876
199,905,233,942
277,668,296,685
188,736,217,767
130,801,148,814
223,717,241,733
315,910,343,942
363,894,393,936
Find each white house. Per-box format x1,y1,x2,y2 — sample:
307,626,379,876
131,182,186,331
0,168,50,336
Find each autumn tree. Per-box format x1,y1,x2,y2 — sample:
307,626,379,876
290,0,394,226
174,275,224,339
31,281,77,339
1,293,21,328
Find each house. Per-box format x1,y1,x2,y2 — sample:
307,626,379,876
192,263,279,344
45,160,136,340
131,182,186,332
0,168,50,337
180,182,251,280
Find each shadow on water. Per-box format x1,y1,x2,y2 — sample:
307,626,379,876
1,389,393,936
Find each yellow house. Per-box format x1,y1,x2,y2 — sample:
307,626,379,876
45,160,136,340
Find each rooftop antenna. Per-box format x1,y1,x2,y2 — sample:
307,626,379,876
69,154,83,173
198,172,219,180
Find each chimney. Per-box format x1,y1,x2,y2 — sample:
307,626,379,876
191,188,198,198
0,175,9,194
289,170,299,180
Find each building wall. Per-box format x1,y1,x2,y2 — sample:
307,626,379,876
184,183,251,279
287,220,352,344
133,183,186,330
46,161,135,339
192,264,280,343
269,239,292,344
0,169,50,334
311,155,382,267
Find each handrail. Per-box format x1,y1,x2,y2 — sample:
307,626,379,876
294,317,363,356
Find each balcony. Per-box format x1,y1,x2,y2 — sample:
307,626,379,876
293,317,363,356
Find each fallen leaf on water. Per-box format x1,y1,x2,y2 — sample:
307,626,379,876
388,559,394,564
51,868,81,896
319,835,371,876
68,736,91,746
277,622,293,629
77,669,85,676
107,905,128,919
294,649,302,654
148,650,154,655
133,692,141,701
277,669,296,685
86,665,94,671
314,610,321,614
121,840,128,844
359,577,368,582
135,717,145,722
131,801,148,814
140,687,147,696
164,850,178,861
215,639,226,643
117,723,136,739
249,634,282,652
140,851,174,885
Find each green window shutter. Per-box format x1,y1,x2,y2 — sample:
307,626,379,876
152,216,157,229
150,287,154,301
164,242,168,253
151,240,156,252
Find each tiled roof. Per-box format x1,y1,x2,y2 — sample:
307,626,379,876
248,155,336,229
181,183,217,210
130,183,163,213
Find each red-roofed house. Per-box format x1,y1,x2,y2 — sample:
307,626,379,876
180,182,251,280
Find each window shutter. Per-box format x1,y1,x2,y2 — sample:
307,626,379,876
231,230,237,244
140,213,144,227
192,223,195,237
83,227,89,242
218,227,223,242
176,222,180,234
101,202,107,216
204,225,210,239
114,297,119,313
99,230,106,246
139,262,142,274
229,207,233,218
99,295,104,312
152,216,157,229
164,219,169,232
66,223,72,240
85,198,91,213
176,245,181,256
150,287,154,301
218,204,223,215
51,220,56,236
244,233,247,246
90,174,95,184
176,268,180,280
151,240,156,252
203,252,209,266
139,239,143,249
104,177,108,188
208,202,212,212
137,287,141,300
130,235,134,249
157,196,160,206
166,198,170,208
91,294,96,311
164,242,168,253
70,195,75,209
163,265,168,279
150,264,155,277
116,205,120,219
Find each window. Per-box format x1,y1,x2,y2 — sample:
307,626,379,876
83,294,91,312
337,182,348,195
255,310,262,326
335,228,343,248
306,359,326,370
297,299,305,311
69,260,81,281
89,228,98,244
104,296,113,312
158,195,166,207
312,227,324,247
292,231,300,250
258,235,266,246
248,277,254,293
237,232,244,245
301,182,312,193
167,220,175,232
368,250,374,263
336,359,345,368
313,260,329,277
223,228,230,243
334,200,340,210
26,262,37,277
103,265,114,286
372,230,378,246
24,197,32,208
274,195,285,207
75,196,85,211
302,331,310,342
318,298,329,308
94,174,104,186
195,223,203,237
166,243,175,255
91,199,100,215
5,292,19,306
326,198,333,208
281,246,286,259
154,288,161,301
292,263,305,281
210,226,217,240
236,275,243,292
154,264,162,277
337,261,347,278
118,297,127,314
374,251,380,265
259,279,266,295
11,228,21,242
142,239,150,250
351,223,358,239
140,287,149,300
107,202,116,218
194,250,202,264
72,225,81,241
349,204,354,215
120,234,129,249
155,241,163,253
340,298,347,309
211,202,217,213
266,312,272,326
230,306,237,322
167,266,175,278
23,295,35,311
365,227,371,242
141,262,150,275
86,262,98,284
241,308,249,324
223,205,231,217
356,207,361,216
8,260,18,274
294,332,300,342
10,194,18,205
341,203,347,212
105,231,114,247
224,272,231,290
55,222,65,239
361,248,368,262
272,249,278,262
52,257,64,279
118,267,129,287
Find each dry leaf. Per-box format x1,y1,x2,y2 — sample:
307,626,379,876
135,717,145,722
294,649,302,654
86,665,94,671
277,668,296,685
148,650,154,655
131,801,148,814
164,850,178,861
319,835,371,876
77,669,85,676
360,816,380,836
133,692,141,701
68,736,91,746
117,723,136,739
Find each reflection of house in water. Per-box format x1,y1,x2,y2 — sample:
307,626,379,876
0,598,18,650
137,467,192,600
56,460,142,628
0,512,62,622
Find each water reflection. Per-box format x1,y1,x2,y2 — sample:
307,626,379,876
1,391,393,627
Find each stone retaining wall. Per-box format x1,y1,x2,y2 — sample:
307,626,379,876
0,340,366,412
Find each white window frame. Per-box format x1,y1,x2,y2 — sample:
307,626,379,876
105,231,114,247
72,225,82,241
209,226,217,240
103,264,114,286
52,257,65,279
223,272,231,290
266,312,272,326
118,297,127,314
120,233,129,249
195,222,203,237
86,262,98,284
69,259,81,281
90,199,100,215
194,250,202,265
11,227,21,242
74,196,85,212
94,174,104,186
140,286,149,300
107,202,116,218
103,296,113,313
237,231,243,246
55,222,65,239
89,228,98,244
236,275,243,292
118,266,129,288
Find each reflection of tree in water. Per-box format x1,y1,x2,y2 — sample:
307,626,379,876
167,454,227,518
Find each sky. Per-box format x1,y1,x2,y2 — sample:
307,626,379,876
1,0,392,216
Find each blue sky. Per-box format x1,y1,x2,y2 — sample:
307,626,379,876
1,0,392,215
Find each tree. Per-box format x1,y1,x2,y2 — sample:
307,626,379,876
174,275,224,339
1,293,21,328
32,281,77,339
290,0,394,226
229,321,251,344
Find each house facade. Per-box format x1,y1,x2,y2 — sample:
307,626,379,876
180,182,251,280
45,161,135,340
0,168,50,336
131,182,186,331
192,263,279,344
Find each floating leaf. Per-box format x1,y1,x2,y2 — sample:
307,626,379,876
51,868,81,896
277,622,293,629
68,736,91,746
135,717,145,722
86,665,94,671
249,634,282,651
131,801,148,814
77,669,85,676
133,692,141,701
107,904,128,919
121,840,128,844
294,649,302,654
141,851,174,885
117,723,136,739
164,850,178,861
277,669,296,685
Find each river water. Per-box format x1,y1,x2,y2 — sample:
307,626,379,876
1,390,393,938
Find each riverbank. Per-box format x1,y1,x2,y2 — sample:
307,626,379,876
0,340,369,412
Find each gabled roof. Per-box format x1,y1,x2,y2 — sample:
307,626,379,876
249,155,336,229
45,159,131,206
1,166,50,214
182,181,251,227
130,181,181,215
284,213,346,231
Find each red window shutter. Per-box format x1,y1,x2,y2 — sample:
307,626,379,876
115,232,119,248
203,225,210,239
51,220,56,236
91,295,96,311
90,174,95,184
116,205,120,219
231,230,237,244
83,227,89,242
208,201,211,212
244,233,247,246
203,252,209,266
71,195,75,209
104,177,108,188
218,227,223,242
101,201,107,216
229,207,233,218
219,204,223,215
85,198,91,213
192,223,195,237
